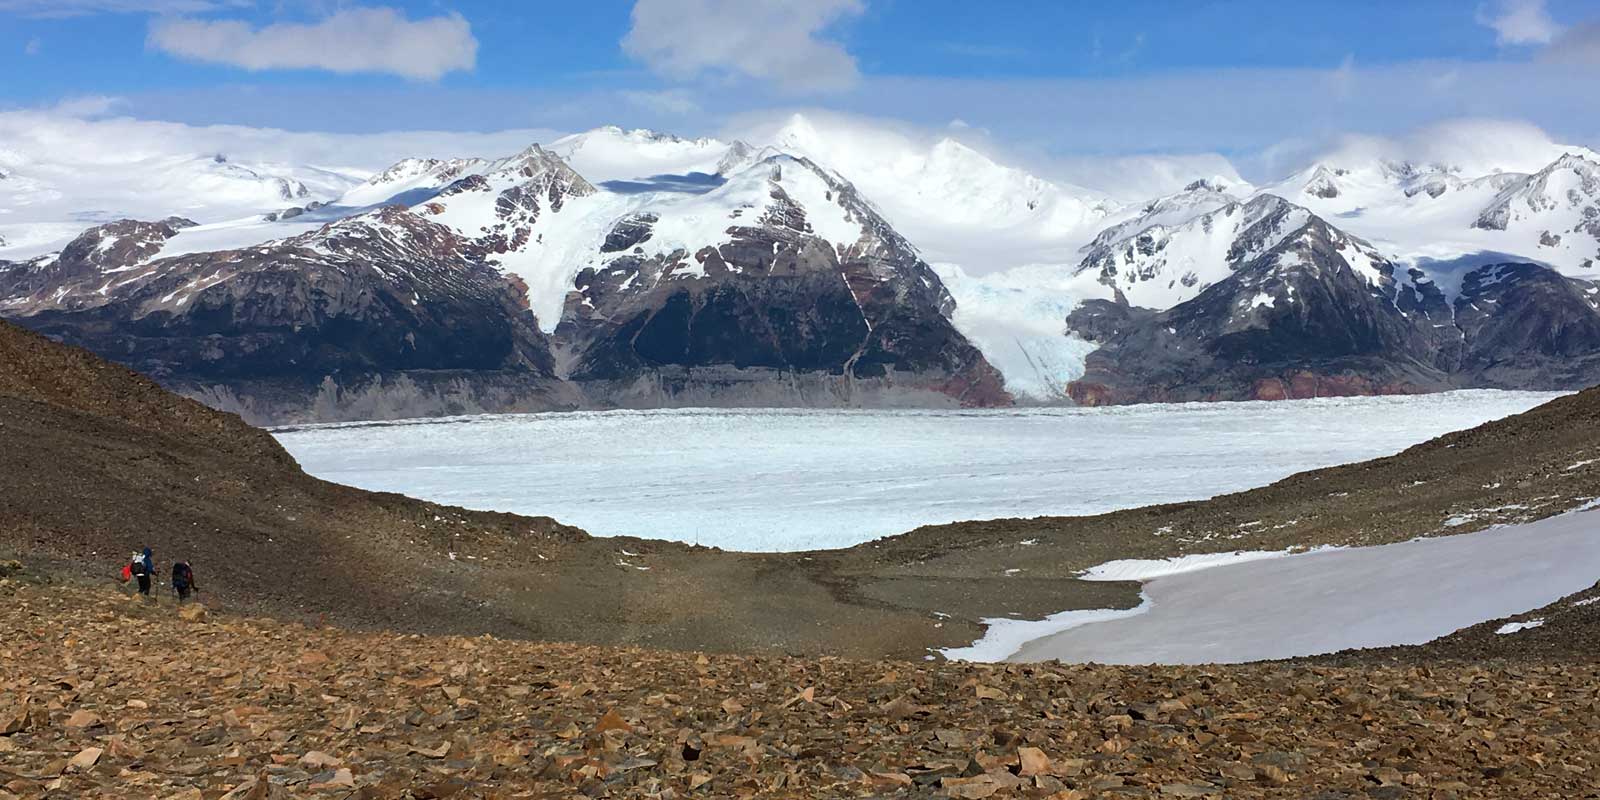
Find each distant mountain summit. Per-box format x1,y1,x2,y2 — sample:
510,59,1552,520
5,117,1600,417
1065,196,1600,404
0,130,1007,422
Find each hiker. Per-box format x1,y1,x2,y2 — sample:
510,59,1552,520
129,548,153,596
171,560,197,604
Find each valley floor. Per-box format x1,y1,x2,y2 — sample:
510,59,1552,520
2,581,1598,799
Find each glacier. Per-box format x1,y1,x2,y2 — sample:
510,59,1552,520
274,390,1560,552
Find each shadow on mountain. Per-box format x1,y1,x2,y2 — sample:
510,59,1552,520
601,172,725,195
1408,250,1560,291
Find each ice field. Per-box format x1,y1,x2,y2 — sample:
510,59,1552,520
274,390,1560,552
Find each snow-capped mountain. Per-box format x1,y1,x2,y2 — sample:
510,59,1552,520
0,149,363,260
1472,154,1600,270
747,114,1117,270
1071,193,1387,310
0,206,568,422
1064,200,1600,404
551,153,1006,407
337,157,488,208
7,113,1600,417
1080,179,1245,257
0,132,1008,421
1262,140,1600,275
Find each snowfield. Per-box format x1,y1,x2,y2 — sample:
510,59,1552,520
273,390,1559,552
995,508,1600,664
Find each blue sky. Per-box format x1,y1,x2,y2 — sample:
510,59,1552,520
2,0,1597,160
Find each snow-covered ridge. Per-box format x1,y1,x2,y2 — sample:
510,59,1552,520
1074,194,1319,309
8,113,1600,405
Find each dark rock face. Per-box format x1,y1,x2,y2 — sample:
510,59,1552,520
556,158,1009,408
1452,263,1600,388
1,208,557,413
600,213,658,253
1067,212,1600,405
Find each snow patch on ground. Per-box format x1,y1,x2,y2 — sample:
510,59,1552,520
1495,619,1546,635
939,596,1152,663
1078,548,1332,582
1001,509,1600,664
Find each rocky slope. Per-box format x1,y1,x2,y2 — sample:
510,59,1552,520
7,315,1600,665
0,317,591,635
3,582,1598,800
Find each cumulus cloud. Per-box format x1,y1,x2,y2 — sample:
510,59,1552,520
147,7,478,80
622,0,863,93
1542,20,1600,64
1477,0,1562,45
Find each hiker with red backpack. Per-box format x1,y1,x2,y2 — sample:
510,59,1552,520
123,548,154,597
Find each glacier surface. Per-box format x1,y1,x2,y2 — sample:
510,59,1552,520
273,390,1560,552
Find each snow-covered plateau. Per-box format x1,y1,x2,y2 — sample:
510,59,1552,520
961,508,1600,665
272,390,1558,552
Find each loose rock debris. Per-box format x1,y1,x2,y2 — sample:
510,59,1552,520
3,587,1600,798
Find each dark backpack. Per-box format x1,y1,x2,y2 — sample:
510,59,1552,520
172,562,192,587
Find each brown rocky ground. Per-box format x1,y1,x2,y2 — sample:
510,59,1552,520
5,317,1600,661
4,580,1599,800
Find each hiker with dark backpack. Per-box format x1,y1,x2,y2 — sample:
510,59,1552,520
172,561,197,604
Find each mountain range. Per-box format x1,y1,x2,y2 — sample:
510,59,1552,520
3,115,1599,422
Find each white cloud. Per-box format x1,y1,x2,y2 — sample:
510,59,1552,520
1304,118,1583,176
147,7,478,80
0,0,242,16
0,106,560,177
1477,0,1562,45
51,95,123,118
622,0,863,93
1543,21,1600,64
620,88,701,116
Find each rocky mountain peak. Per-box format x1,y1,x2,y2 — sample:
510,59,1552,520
57,217,196,272
1076,193,1315,310
368,157,481,187
489,144,595,191
1301,165,1347,199
1474,151,1600,237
